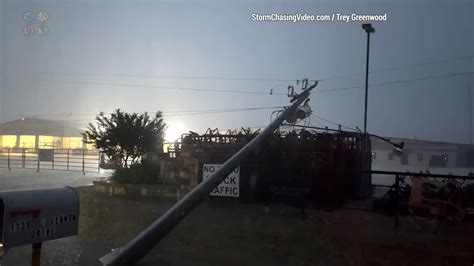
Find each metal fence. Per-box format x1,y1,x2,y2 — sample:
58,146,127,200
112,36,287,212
369,170,474,227
0,148,101,173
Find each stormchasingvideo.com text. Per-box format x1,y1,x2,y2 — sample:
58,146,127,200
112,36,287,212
251,13,388,23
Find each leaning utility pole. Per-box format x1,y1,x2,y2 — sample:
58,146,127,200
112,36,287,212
99,81,317,266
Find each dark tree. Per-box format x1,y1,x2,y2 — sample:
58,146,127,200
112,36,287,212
82,109,166,168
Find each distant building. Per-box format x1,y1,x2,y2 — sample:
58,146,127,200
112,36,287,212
0,118,93,150
371,137,474,168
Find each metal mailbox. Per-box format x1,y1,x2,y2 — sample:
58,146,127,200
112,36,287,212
0,187,79,256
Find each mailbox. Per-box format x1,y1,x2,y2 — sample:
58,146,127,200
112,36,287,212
0,187,79,256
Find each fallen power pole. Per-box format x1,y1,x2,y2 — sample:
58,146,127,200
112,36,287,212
99,81,318,265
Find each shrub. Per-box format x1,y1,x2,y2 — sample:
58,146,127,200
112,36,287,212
111,160,161,185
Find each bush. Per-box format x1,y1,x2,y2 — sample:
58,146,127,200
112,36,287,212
111,160,161,185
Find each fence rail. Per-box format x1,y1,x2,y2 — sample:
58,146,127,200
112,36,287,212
368,170,474,227
0,148,101,173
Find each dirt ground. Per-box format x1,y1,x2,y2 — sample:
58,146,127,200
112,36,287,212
1,186,474,265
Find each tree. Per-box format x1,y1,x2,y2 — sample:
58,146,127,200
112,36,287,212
82,109,166,168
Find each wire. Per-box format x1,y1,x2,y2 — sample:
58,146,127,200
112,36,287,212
318,54,474,82
11,66,474,98
14,72,296,83
313,71,474,94
13,54,474,83
7,106,286,120
11,78,288,96
165,107,284,117
165,106,284,114
311,114,357,131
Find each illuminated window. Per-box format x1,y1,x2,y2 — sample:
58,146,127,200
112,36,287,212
62,137,83,149
70,137,83,149
19,135,36,148
38,135,61,149
1,135,17,148
163,143,171,153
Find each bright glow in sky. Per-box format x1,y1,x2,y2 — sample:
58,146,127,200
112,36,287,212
165,121,186,142
0,0,473,143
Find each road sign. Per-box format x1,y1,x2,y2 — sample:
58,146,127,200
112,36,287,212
203,164,239,197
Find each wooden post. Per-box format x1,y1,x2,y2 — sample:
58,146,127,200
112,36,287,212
98,152,101,173
67,149,70,171
36,151,40,172
82,149,86,175
52,149,55,170
31,242,42,266
7,148,11,170
22,148,26,168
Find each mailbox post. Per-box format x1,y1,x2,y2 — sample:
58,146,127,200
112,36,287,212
0,187,80,264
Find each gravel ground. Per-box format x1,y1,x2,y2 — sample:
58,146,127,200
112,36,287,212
0,168,473,265
2,187,473,266
0,168,111,192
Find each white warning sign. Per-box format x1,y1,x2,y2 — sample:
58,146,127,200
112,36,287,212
203,164,240,198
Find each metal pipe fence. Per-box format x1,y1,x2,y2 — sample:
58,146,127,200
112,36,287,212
0,148,101,174
368,170,474,227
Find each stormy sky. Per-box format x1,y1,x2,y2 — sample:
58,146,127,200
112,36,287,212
0,0,473,143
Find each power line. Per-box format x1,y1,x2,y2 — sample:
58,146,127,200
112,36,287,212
164,106,285,114
7,106,286,120
14,72,296,83
13,54,474,83
11,78,288,96
313,71,474,94
318,54,474,82
14,70,474,98
311,114,357,131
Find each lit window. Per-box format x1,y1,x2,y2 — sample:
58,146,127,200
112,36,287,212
19,135,36,148
1,135,17,148
38,135,60,149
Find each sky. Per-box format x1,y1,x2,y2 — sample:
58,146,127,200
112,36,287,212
0,0,473,143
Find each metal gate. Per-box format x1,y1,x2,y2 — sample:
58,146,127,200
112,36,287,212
0,148,101,173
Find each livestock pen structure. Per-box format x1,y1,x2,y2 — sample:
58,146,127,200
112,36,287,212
166,127,371,208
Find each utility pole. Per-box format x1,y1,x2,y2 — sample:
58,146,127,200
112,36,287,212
469,73,472,144
360,23,375,198
99,82,318,266
362,23,375,134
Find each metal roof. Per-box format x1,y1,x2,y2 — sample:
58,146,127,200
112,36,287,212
0,118,83,137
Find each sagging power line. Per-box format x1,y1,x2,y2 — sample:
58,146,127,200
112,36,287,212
11,78,288,96
12,54,474,84
7,106,286,121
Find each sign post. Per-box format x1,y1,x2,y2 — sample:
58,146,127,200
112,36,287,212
31,242,41,266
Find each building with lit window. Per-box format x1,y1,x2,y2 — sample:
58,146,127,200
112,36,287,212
0,118,93,150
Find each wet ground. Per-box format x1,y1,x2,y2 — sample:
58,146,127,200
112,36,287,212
0,169,473,265
0,168,110,191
